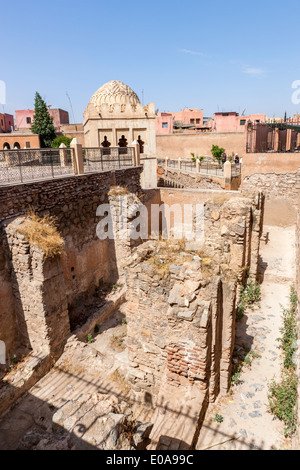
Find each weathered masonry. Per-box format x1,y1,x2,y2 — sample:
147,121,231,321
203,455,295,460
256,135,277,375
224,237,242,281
124,192,264,404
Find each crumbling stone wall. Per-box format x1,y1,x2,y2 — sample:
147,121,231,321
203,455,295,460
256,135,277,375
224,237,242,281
124,191,263,404
243,171,300,202
4,219,70,359
124,242,237,404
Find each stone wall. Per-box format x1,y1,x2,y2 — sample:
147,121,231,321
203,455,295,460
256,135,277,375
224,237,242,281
0,168,143,360
243,171,300,203
156,132,246,160
4,218,70,359
124,191,264,404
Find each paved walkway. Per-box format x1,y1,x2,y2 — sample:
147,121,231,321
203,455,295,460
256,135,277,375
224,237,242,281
196,225,296,450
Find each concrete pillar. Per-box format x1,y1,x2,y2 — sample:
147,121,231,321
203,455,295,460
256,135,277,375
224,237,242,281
224,160,232,191
70,138,84,175
274,128,279,152
286,128,292,151
131,140,140,166
178,157,182,170
196,158,200,173
59,143,68,167
165,157,168,170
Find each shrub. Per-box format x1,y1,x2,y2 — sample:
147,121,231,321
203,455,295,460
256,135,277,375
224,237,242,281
268,287,298,437
51,135,72,148
268,371,297,437
211,145,225,163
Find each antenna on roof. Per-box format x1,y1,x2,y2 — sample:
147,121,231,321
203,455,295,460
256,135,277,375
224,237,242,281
66,91,76,124
242,109,246,116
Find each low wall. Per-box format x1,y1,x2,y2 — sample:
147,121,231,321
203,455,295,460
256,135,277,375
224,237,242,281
242,153,300,180
156,132,246,159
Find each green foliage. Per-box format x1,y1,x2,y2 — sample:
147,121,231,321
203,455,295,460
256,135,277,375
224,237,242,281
243,350,261,366
51,135,72,148
211,145,225,163
191,153,205,163
236,281,261,321
121,317,128,325
31,92,56,148
268,371,297,437
87,334,94,344
268,287,298,437
231,364,243,387
214,414,224,423
277,287,298,370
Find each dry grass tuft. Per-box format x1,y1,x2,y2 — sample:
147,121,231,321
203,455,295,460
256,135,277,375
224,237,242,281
144,238,208,279
18,210,64,258
108,185,130,196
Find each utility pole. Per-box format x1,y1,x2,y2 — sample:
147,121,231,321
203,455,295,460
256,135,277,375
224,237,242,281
66,92,76,124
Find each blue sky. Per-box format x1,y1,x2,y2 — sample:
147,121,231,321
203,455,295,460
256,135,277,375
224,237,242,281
1,0,300,121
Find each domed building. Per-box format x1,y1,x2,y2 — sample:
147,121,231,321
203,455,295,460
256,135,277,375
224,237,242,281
83,81,156,187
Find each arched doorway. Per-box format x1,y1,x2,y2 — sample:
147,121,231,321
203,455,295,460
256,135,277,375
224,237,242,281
13,142,21,149
3,143,10,150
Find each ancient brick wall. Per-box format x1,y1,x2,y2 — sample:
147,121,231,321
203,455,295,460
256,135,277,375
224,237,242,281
124,192,263,404
4,219,70,359
0,168,142,359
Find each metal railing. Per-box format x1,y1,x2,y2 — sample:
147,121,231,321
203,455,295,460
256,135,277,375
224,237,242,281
158,158,241,177
0,148,74,185
83,147,135,173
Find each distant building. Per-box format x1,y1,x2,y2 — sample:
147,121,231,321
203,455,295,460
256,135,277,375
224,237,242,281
156,108,204,134
156,112,173,134
0,113,14,133
0,131,40,150
213,112,266,132
15,108,69,132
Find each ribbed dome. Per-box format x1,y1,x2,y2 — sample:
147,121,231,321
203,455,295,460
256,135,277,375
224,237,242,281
90,80,141,108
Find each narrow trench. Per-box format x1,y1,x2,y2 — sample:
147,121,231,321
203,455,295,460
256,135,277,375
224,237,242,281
196,224,297,450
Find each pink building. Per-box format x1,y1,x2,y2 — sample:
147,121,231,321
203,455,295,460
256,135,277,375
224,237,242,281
172,108,203,127
15,108,69,132
0,113,14,133
156,108,204,134
213,112,266,132
156,112,173,134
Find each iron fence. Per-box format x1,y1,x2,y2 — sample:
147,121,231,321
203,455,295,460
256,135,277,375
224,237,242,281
83,147,135,172
0,148,74,186
158,158,241,177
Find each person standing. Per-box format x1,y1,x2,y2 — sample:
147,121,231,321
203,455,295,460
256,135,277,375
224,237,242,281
221,152,227,168
234,153,240,169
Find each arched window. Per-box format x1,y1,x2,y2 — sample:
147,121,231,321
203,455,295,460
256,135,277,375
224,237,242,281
3,142,10,150
13,142,21,149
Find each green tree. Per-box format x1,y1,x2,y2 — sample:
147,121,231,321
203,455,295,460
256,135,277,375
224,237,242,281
31,92,56,148
51,135,72,148
211,145,225,164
